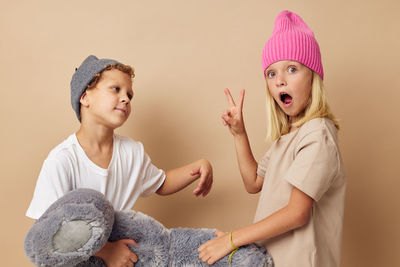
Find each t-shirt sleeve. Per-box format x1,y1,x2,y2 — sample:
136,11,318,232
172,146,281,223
257,149,272,178
25,158,71,219
140,151,166,197
284,129,339,201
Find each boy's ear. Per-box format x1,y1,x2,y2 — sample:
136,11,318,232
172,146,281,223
80,91,89,107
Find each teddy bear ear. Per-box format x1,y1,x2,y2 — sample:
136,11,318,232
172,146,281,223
24,189,114,267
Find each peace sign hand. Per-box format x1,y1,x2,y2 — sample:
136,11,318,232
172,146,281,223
221,88,246,136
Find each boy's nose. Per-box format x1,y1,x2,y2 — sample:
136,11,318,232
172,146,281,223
121,95,130,104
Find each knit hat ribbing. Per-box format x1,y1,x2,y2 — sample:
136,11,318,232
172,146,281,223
70,55,121,121
262,10,324,79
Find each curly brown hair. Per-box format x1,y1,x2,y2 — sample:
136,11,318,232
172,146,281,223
86,63,135,90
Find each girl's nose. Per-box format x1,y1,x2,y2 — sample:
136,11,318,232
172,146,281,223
276,73,287,87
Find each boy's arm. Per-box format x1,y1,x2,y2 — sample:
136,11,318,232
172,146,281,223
221,89,263,193
94,239,138,267
198,187,314,265
156,159,213,196
26,158,71,219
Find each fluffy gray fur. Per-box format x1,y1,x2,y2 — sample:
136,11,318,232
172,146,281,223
25,189,273,267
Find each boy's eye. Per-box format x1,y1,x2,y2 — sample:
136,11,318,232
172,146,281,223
288,67,297,73
127,93,133,100
267,71,275,78
112,87,120,92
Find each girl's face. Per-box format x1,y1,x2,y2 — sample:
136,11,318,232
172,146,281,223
265,60,313,124
82,69,134,128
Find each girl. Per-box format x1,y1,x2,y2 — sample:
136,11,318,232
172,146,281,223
198,10,346,267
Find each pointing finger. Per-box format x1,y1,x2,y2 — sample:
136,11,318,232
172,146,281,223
238,89,245,111
224,88,236,107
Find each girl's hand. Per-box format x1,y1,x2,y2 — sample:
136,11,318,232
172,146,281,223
198,230,233,265
221,88,246,136
191,159,213,197
94,239,138,267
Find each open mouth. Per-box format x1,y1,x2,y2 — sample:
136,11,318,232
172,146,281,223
280,92,293,106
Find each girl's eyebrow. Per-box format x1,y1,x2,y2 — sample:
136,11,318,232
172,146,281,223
288,61,301,67
266,66,275,72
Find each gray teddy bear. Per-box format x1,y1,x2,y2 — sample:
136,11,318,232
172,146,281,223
24,188,273,266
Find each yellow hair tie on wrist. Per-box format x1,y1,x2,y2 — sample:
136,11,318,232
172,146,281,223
228,232,239,267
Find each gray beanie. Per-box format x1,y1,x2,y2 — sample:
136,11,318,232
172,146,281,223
70,55,121,121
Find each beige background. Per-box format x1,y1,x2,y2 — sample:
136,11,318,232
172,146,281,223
1,0,399,266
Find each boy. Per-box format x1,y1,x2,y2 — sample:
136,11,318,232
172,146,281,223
26,55,213,267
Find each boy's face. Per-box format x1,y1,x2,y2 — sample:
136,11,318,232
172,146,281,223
81,69,134,128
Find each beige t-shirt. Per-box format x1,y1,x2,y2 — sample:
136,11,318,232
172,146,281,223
254,118,346,267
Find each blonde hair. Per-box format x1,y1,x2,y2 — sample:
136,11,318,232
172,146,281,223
265,72,339,143
86,63,135,90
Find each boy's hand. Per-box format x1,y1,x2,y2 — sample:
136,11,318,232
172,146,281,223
94,239,138,267
191,159,213,197
198,230,232,265
221,88,246,136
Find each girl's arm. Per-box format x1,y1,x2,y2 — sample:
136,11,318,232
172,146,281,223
156,159,213,196
222,88,263,193
233,131,264,193
198,186,314,265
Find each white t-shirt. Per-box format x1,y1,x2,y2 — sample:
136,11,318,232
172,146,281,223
26,133,166,219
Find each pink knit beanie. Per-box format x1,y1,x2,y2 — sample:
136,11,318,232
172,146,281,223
262,10,324,79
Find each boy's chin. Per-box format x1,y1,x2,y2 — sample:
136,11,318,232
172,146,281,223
103,117,129,129
112,120,128,128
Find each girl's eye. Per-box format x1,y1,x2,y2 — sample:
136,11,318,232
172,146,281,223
288,67,297,73
112,87,120,92
127,93,133,100
267,71,275,78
